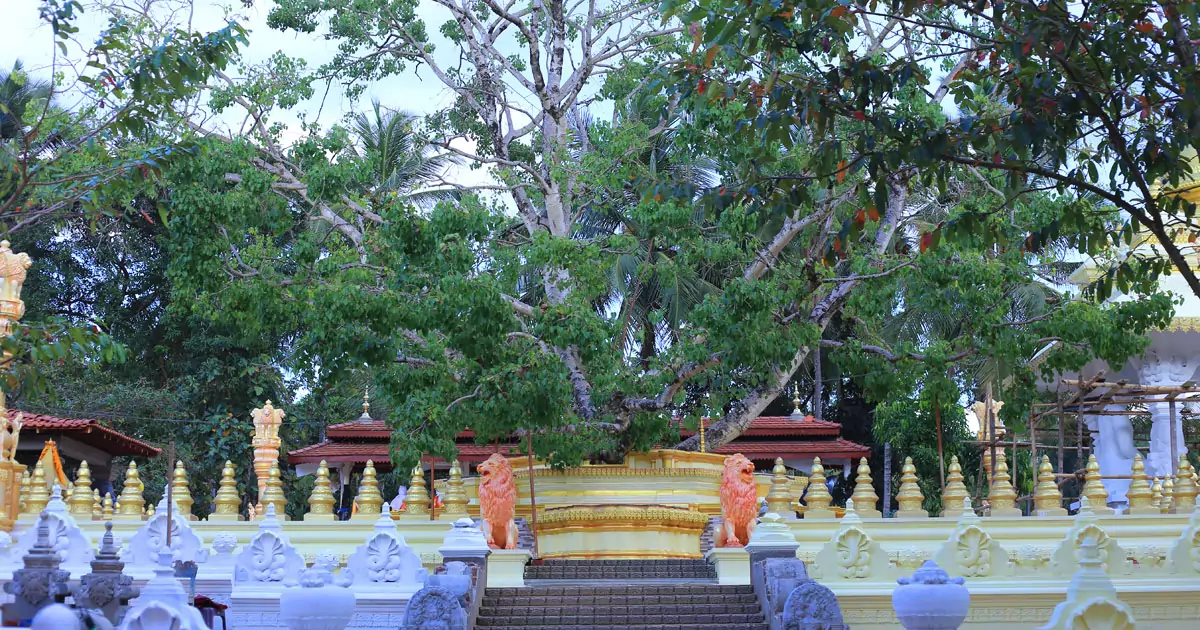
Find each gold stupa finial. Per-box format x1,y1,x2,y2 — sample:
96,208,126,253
211,460,242,520
261,462,287,517
359,388,372,423
172,460,195,518
1172,454,1198,513
803,457,834,519
1080,454,1113,515
850,457,881,518
1162,478,1175,514
1126,453,1156,514
791,386,803,417
91,489,101,521
352,460,384,519
442,460,469,518
987,451,1020,516
101,493,114,520
766,458,794,516
25,461,50,514
404,464,431,516
1150,476,1163,510
1033,455,1066,516
698,416,706,453
68,461,94,517
895,457,928,518
115,461,145,520
305,460,336,521
941,455,970,517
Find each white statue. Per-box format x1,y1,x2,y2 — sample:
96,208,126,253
1085,405,1137,505
1138,353,1193,477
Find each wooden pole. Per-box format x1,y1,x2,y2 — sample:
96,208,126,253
882,442,892,517
813,346,823,420
1057,390,1065,475
934,396,946,490
526,433,539,559
428,456,436,522
166,442,174,549
986,383,996,489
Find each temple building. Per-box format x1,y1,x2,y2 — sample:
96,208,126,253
288,396,869,479
7,409,162,497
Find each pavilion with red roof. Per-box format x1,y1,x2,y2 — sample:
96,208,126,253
9,409,162,497
288,400,869,479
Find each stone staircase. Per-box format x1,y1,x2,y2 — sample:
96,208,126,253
700,515,721,555
476,559,767,629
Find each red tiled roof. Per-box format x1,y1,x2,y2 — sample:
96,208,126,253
324,418,390,438
10,410,162,458
288,441,512,465
712,438,871,460
677,416,843,438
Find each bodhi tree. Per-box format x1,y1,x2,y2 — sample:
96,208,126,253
154,0,1173,468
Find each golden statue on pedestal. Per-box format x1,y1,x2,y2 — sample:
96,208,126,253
251,400,285,512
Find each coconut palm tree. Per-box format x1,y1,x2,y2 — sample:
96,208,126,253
349,100,461,208
0,60,52,141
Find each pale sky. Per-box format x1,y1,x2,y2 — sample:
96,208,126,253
2,0,495,187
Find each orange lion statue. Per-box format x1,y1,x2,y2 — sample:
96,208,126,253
714,453,758,548
477,453,520,550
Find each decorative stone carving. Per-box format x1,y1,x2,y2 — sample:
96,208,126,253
125,495,207,567
935,497,1009,578
3,511,71,624
1167,503,1200,575
1137,353,1191,478
814,503,888,580
30,604,85,630
782,580,846,630
1037,537,1136,630
233,504,305,591
122,551,209,630
74,522,137,624
477,453,518,549
11,485,92,568
1050,497,1130,576
715,453,759,546
892,560,970,630
763,557,809,627
401,585,467,630
344,506,426,593
278,564,355,630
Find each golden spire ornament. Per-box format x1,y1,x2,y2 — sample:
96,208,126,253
895,457,928,518
68,461,94,517
441,460,469,518
146,503,155,517
698,417,706,453
940,455,970,518
766,458,795,516
1161,478,1175,514
305,460,335,520
1033,455,1066,516
1125,453,1156,514
850,457,881,518
91,489,101,521
101,493,114,520
211,460,242,521
1171,454,1198,513
1150,477,1163,511
171,460,195,519
403,464,431,517
352,460,384,519
251,400,285,513
802,457,835,519
1080,454,1113,515
987,451,1020,516
261,462,288,517
25,461,50,514
115,461,145,519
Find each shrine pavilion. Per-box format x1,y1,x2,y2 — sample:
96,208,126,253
288,398,869,478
